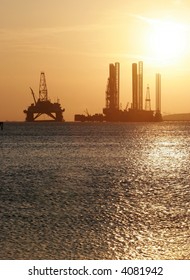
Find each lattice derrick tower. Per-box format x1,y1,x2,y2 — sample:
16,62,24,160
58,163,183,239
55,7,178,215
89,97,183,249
145,84,151,111
24,71,65,122
39,72,48,101
105,62,120,110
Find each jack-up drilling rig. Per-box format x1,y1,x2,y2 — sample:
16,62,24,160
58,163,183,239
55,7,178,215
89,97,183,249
24,72,65,122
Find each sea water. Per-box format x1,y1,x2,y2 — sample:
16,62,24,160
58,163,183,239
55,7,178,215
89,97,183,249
0,121,189,259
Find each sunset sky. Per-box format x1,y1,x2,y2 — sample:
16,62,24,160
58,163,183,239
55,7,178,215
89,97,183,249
1,0,190,121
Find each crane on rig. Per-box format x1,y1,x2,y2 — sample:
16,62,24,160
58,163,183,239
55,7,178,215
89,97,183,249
24,72,65,122
29,87,37,105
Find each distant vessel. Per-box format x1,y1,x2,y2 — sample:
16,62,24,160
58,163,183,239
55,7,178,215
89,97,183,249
24,72,65,122
74,113,105,122
74,109,160,122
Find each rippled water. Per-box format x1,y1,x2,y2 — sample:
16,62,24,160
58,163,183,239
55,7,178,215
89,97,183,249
0,121,189,259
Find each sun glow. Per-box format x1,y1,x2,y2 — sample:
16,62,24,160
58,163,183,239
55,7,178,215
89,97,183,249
149,19,188,63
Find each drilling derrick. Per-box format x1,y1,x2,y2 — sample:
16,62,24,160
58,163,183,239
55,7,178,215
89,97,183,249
24,72,65,122
39,72,48,101
103,62,120,121
105,62,120,110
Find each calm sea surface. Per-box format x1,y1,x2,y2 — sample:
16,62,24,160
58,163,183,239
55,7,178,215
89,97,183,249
0,121,189,259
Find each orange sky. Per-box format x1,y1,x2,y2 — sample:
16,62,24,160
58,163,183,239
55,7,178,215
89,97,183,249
1,0,190,121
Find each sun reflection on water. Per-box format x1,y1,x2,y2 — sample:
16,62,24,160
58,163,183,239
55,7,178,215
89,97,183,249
112,127,190,259
1,122,190,259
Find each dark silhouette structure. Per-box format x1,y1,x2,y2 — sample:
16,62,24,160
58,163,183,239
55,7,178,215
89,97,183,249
145,85,151,111
102,62,120,121
131,61,143,110
105,62,120,110
24,72,65,122
138,61,143,110
102,61,159,122
155,73,162,121
132,62,138,110
75,113,105,122
74,61,163,122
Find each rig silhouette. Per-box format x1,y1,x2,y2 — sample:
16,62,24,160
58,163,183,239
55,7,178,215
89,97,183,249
24,72,65,122
24,62,162,122
75,61,162,122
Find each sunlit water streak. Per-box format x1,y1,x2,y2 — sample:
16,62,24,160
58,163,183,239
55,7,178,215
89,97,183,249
0,122,189,259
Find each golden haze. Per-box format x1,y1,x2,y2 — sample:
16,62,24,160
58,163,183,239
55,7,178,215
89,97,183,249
1,1,190,121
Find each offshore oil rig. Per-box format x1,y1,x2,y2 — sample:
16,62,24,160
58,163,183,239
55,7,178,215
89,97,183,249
24,72,65,122
75,61,162,122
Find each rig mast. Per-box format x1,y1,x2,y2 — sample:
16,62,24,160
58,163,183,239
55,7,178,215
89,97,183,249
138,61,143,110
132,61,143,110
24,72,65,122
145,84,151,111
132,63,138,110
155,73,162,121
